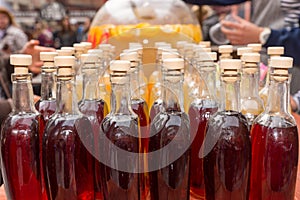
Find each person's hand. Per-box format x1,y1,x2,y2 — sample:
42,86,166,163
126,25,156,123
220,15,264,45
20,40,55,74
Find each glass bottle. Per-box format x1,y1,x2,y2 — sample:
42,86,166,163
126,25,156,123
35,52,58,123
240,53,264,129
216,45,233,103
120,51,150,199
203,59,251,200
43,56,94,199
87,48,111,113
99,60,140,200
188,52,218,199
1,55,43,200
250,56,298,200
149,58,190,200
78,54,108,200
149,51,179,121
74,43,86,101
259,47,284,106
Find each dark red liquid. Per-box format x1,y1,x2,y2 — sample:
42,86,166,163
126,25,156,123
204,111,251,200
1,114,43,200
188,102,218,199
79,99,108,200
131,98,150,199
250,122,298,200
35,99,56,123
99,115,140,200
43,116,95,200
148,111,190,200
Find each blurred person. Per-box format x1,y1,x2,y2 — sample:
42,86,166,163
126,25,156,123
0,7,28,54
33,20,54,47
53,16,77,48
77,17,92,42
0,39,55,126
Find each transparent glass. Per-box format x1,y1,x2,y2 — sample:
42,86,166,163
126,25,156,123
88,0,202,54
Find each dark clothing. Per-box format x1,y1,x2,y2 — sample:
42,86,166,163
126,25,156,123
53,30,77,48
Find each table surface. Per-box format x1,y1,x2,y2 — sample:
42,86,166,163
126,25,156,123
0,114,300,199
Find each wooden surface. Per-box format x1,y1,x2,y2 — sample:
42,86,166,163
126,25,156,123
0,114,299,199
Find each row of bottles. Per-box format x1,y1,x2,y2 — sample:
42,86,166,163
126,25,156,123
0,40,298,200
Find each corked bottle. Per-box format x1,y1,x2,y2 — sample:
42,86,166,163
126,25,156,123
1,54,44,200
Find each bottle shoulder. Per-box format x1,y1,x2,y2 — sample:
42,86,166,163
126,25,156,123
254,113,297,128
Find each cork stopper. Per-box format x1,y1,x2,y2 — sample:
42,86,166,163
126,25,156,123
199,41,211,48
155,42,171,49
220,59,241,82
267,46,284,56
176,41,188,49
54,56,75,80
198,52,217,61
237,47,253,56
110,60,131,83
163,58,184,70
183,43,195,52
99,43,112,51
270,56,293,82
120,51,139,61
247,43,262,53
110,60,131,72
80,42,92,50
241,53,260,63
241,53,260,74
10,54,32,75
81,54,98,64
161,52,180,60
61,47,75,55
87,49,103,57
40,52,58,72
73,43,86,51
57,49,73,56
218,45,233,54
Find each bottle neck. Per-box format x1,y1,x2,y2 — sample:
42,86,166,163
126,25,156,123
266,78,289,114
220,76,241,112
241,63,260,98
40,71,56,100
110,75,132,115
163,70,184,112
82,66,99,100
198,61,217,99
12,73,37,113
130,65,141,99
56,76,80,115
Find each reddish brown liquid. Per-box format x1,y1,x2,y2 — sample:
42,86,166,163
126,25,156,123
35,99,56,123
204,111,251,200
43,117,95,200
99,116,140,200
148,111,190,200
131,98,150,199
79,99,108,200
250,122,298,200
188,103,218,199
1,114,43,200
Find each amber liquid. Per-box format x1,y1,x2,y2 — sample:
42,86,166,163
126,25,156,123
204,111,251,200
43,117,94,200
99,115,140,200
188,102,218,199
148,110,190,200
1,114,43,200
79,99,108,200
250,121,298,200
